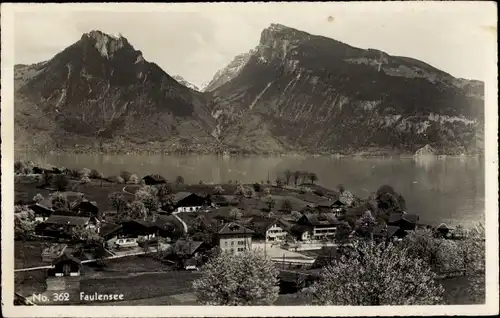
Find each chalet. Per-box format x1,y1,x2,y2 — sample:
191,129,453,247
70,198,100,219
331,199,347,216
290,224,313,242
373,225,408,242
38,211,100,237
173,192,210,213
251,218,292,243
296,213,339,241
172,239,206,258
387,213,419,231
99,223,124,248
142,174,167,185
29,199,54,222
46,253,82,292
218,222,254,255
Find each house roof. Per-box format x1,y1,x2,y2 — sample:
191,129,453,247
45,214,90,226
218,222,255,235
301,213,339,226
52,252,82,266
173,192,193,203
70,198,98,210
42,243,67,256
29,202,54,215
173,240,204,255
290,224,313,235
402,213,419,224
100,223,123,238
142,174,167,182
387,225,401,238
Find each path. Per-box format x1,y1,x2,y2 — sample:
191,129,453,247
14,249,158,272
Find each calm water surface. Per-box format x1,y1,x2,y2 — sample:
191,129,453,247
18,154,485,226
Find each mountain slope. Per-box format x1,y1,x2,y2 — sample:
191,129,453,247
202,49,255,92
172,75,199,91
15,31,219,154
210,24,484,155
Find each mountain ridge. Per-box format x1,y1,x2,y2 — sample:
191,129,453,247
15,25,484,156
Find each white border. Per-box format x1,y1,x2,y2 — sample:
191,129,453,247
1,2,498,317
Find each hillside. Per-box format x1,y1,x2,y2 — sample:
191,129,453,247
172,75,200,91
209,24,484,155
14,31,220,154
15,26,484,156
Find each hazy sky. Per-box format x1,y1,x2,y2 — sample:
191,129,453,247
11,2,497,87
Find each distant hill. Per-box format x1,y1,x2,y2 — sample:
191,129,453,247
172,75,200,91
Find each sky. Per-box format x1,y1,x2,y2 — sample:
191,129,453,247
10,2,497,88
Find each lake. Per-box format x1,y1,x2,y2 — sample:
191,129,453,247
16,154,485,227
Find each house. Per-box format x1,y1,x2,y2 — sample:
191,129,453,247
173,192,210,213
373,225,408,242
387,213,419,231
331,199,347,216
39,210,100,237
218,222,254,255
297,213,339,241
251,218,292,243
142,174,167,185
99,223,123,248
70,198,100,219
290,224,313,242
41,243,68,262
46,253,82,292
32,164,62,175
172,239,206,258
29,199,54,222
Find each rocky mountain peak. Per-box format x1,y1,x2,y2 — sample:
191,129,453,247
79,30,134,60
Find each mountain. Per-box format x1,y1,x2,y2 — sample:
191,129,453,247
209,24,484,155
172,75,199,91
202,49,255,92
14,31,220,154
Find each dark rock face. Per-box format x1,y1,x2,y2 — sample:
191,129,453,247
15,31,217,153
210,24,484,155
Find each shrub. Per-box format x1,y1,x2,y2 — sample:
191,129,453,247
22,167,32,175
80,168,91,178
253,183,263,192
89,169,103,179
120,170,132,183
14,160,25,173
69,169,83,179
175,176,185,185
80,176,91,184
33,193,44,203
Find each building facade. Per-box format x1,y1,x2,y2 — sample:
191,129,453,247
218,222,254,255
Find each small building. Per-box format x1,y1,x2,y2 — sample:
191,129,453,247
331,199,346,216
173,192,210,213
297,213,339,241
40,211,100,237
218,222,254,255
290,224,313,242
373,224,408,242
99,223,124,248
46,253,82,292
388,213,419,231
142,174,167,185
29,199,54,222
70,198,100,219
172,239,206,258
252,218,292,243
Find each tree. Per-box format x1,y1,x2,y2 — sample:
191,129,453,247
253,183,262,193
33,193,44,203
50,192,68,210
306,241,445,305
120,170,132,183
355,211,376,238
335,221,352,244
234,185,246,202
14,213,36,240
281,199,293,214
80,168,91,179
175,176,185,185
284,169,292,185
264,195,276,211
213,186,224,196
229,208,242,220
309,172,318,184
192,249,279,305
89,169,103,179
293,171,301,186
290,211,302,221
109,192,126,214
128,174,139,184
245,187,255,198
463,223,485,303
275,177,284,188
53,174,69,191
401,228,444,269
127,200,148,220
156,184,172,205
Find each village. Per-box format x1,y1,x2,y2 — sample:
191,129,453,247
13,161,466,305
